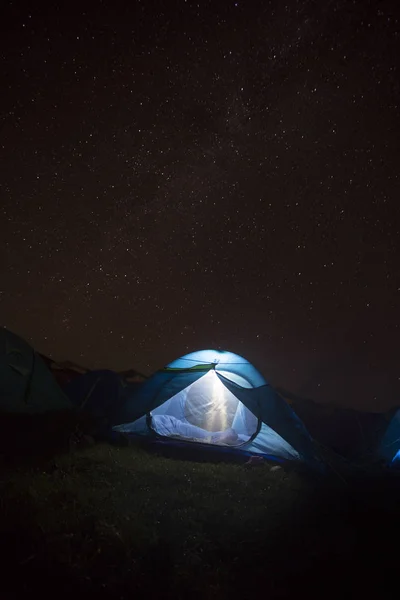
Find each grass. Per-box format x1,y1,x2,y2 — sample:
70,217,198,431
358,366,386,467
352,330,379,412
1,415,400,599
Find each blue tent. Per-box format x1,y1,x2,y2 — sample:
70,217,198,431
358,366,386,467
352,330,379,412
378,408,400,468
113,350,321,468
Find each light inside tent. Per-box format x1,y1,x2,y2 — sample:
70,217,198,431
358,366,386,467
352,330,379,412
205,370,230,431
184,370,239,432
150,370,258,445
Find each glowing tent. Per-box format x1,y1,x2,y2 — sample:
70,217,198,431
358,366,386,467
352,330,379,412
112,350,321,467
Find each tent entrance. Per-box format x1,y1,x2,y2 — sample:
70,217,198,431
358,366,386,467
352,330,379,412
149,371,259,447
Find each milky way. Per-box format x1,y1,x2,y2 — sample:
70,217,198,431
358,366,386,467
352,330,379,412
1,0,399,409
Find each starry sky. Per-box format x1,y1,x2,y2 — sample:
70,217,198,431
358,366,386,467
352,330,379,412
1,0,399,410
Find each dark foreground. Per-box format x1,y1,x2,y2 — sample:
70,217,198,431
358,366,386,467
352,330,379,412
0,418,399,599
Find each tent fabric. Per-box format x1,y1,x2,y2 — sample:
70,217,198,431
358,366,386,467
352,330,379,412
244,423,301,461
0,328,72,414
166,350,267,387
113,349,321,467
216,373,316,461
114,370,204,426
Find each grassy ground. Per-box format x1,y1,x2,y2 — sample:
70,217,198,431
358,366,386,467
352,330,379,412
1,421,400,599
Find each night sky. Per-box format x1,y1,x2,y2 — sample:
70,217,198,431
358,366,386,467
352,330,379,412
1,1,399,410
